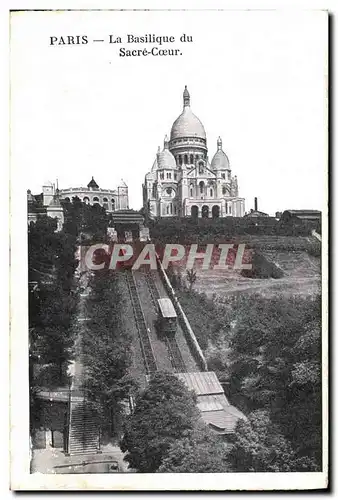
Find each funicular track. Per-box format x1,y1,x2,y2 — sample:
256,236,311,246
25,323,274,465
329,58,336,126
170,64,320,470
144,270,186,373
125,271,157,374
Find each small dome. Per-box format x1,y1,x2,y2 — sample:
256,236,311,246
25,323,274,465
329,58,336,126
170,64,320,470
211,137,230,170
170,86,206,141
157,136,177,170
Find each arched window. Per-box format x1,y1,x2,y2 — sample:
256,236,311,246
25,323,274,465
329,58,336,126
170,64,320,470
160,172,164,180
221,173,226,179
166,205,170,214
83,196,89,204
190,187,193,197
93,196,99,202
111,199,116,212
174,172,177,180
210,188,213,197
199,181,204,194
152,184,157,198
222,186,226,195
64,197,70,202
184,154,188,164
190,154,194,164
179,155,182,166
199,162,204,174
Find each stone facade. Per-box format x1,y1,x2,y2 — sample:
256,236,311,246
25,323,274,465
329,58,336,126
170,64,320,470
28,177,129,232
43,177,129,213
143,86,245,218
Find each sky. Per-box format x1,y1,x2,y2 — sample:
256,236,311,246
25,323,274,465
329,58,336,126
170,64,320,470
10,9,327,215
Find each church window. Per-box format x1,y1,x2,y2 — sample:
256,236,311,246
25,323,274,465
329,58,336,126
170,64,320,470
222,173,226,179
210,188,213,197
229,205,232,214
111,199,116,211
174,205,177,214
174,172,177,180
225,203,228,214
199,162,204,174
83,197,89,204
152,184,157,198
160,172,164,180
199,181,204,194
190,154,194,164
93,196,99,202
178,155,182,166
222,186,226,195
166,172,172,179
184,154,188,164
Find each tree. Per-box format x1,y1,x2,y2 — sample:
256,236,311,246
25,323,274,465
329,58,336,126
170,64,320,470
120,371,200,472
227,410,318,472
158,422,230,473
186,269,197,291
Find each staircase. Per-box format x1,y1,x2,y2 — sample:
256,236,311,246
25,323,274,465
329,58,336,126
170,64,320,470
68,397,100,455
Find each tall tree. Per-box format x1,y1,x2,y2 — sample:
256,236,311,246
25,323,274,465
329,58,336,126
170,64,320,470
158,422,230,473
227,410,318,472
120,371,200,472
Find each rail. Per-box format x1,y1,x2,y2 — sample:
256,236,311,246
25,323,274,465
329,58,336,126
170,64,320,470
165,337,186,372
125,271,157,374
144,270,186,373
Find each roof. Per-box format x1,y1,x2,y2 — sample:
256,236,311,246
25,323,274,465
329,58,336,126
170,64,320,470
171,107,206,141
283,210,321,220
202,405,247,434
211,137,230,170
111,210,144,224
170,87,206,141
157,298,177,318
119,179,128,188
197,394,230,411
157,145,177,170
175,372,224,396
244,210,269,218
87,177,99,189
175,372,247,434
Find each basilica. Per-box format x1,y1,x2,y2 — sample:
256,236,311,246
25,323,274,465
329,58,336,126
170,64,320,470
143,86,245,218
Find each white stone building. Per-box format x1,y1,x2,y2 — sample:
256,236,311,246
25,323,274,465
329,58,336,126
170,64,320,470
143,86,245,218
42,177,129,213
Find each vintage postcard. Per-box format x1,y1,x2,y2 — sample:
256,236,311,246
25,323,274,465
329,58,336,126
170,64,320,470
10,8,328,491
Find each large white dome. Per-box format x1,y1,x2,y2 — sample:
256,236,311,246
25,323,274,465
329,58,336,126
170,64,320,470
170,86,206,141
